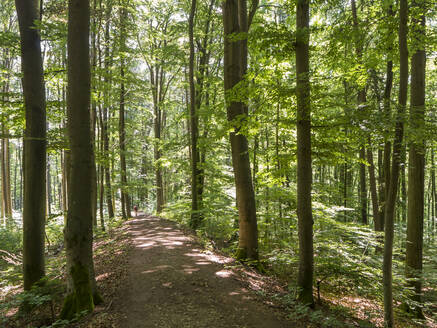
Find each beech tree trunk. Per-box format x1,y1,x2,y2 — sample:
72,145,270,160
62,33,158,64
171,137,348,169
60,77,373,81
351,0,367,225
103,0,114,219
188,0,201,229
119,2,130,218
380,58,393,232
61,0,101,319
15,0,47,291
431,148,436,238
1,128,12,220
223,0,258,261
367,147,379,228
188,0,214,229
382,0,408,326
405,3,426,317
1,62,12,220
295,0,313,306
90,0,98,227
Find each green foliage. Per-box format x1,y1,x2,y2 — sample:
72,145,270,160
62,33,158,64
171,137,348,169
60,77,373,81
18,277,64,311
0,222,22,258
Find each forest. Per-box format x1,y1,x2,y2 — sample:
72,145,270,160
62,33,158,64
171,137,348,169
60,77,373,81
0,0,436,327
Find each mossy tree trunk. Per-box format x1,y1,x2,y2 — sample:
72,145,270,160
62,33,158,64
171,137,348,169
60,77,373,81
15,0,47,291
61,0,101,319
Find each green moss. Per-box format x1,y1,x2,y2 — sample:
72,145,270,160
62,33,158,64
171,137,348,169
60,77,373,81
60,263,94,320
235,247,247,261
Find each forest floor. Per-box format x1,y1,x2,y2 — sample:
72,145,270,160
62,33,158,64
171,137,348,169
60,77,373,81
102,213,301,328
2,213,433,327
77,213,431,328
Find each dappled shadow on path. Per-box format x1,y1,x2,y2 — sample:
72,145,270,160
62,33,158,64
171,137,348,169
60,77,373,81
113,215,295,328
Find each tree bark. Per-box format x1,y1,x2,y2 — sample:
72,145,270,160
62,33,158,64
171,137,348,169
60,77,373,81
188,0,202,229
102,0,114,219
15,0,47,291
431,148,436,238
119,1,130,219
90,0,98,227
295,0,313,306
367,146,379,228
223,0,258,261
405,2,426,317
380,58,393,232
351,0,367,225
382,0,408,325
62,0,102,319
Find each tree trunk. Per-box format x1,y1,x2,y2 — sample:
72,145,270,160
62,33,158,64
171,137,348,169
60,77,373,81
367,146,379,228
188,0,202,229
154,107,164,213
1,129,13,219
46,154,51,216
119,2,130,219
61,0,101,319
431,148,436,239
351,0,367,226
98,110,105,230
295,0,313,306
359,146,367,224
90,0,98,227
1,65,12,220
380,58,393,232
223,0,258,261
382,0,408,325
102,0,114,219
405,2,426,317
15,0,47,291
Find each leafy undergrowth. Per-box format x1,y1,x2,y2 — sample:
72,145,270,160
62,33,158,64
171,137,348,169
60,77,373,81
163,205,437,328
0,218,132,328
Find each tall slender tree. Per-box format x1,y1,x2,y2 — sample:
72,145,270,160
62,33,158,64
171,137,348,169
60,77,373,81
188,0,201,229
119,0,131,219
405,0,426,317
15,0,47,291
102,0,115,219
382,0,408,325
295,0,313,306
351,0,367,225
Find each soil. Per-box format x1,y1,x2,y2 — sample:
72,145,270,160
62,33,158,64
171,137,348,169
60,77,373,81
112,214,297,328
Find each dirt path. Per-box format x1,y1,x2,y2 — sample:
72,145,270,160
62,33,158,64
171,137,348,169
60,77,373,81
113,214,295,328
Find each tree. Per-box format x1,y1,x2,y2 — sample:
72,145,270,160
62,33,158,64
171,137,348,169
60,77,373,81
405,0,426,317
188,0,216,230
102,0,115,219
119,0,131,219
223,0,258,261
351,0,367,226
61,0,101,319
15,0,47,291
382,0,408,325
188,0,201,229
295,0,313,307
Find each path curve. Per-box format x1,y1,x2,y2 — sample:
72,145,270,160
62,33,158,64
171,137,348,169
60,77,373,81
113,214,294,328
